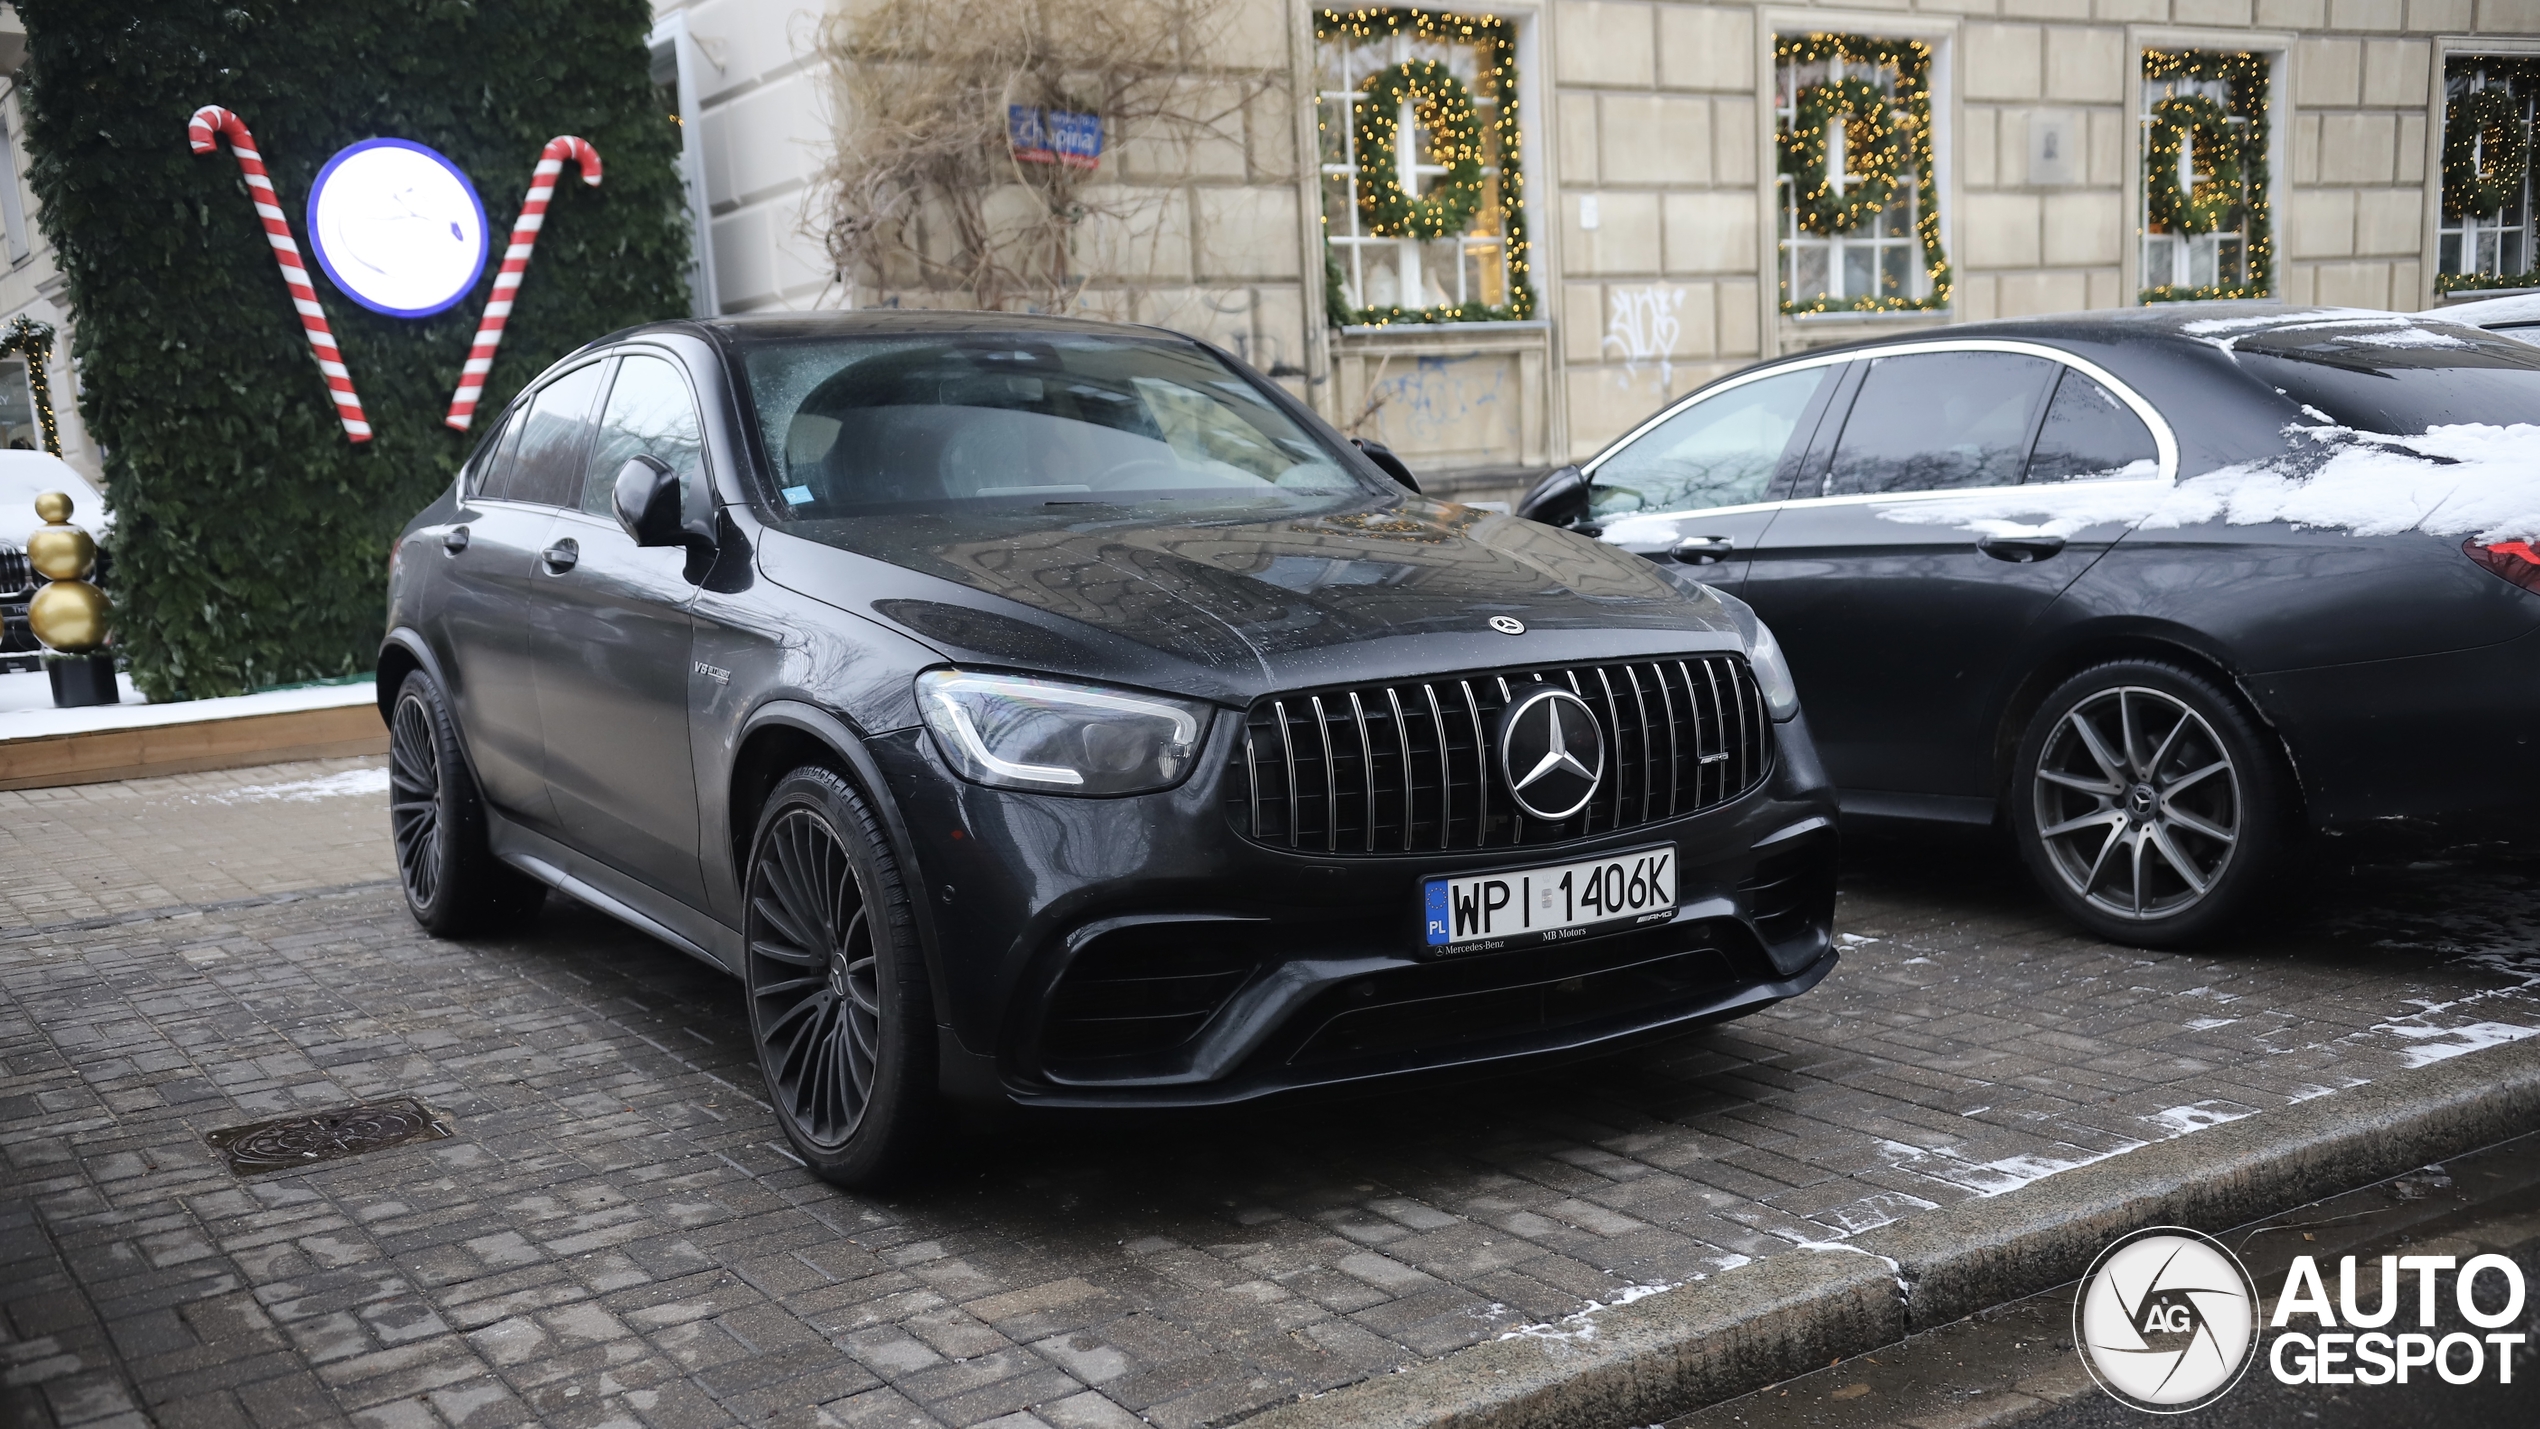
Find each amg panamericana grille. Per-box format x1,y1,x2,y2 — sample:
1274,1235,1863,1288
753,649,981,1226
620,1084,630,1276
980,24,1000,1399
1227,656,1771,855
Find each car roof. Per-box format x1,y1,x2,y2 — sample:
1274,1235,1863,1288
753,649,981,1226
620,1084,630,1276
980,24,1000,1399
2415,292,2540,328
591,310,1186,351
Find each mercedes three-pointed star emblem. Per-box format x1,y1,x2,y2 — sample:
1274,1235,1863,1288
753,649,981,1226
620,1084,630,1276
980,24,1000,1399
1496,686,1606,821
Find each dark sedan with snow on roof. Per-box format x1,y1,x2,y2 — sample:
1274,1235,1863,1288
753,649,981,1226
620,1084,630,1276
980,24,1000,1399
1520,306,2540,947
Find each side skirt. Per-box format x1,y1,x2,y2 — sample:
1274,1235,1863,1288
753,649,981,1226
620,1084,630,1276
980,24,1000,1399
486,807,741,974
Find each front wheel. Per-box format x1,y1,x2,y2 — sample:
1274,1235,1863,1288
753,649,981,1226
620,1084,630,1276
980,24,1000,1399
2009,661,2293,948
743,767,937,1187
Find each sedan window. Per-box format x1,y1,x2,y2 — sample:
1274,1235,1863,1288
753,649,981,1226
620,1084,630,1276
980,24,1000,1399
2024,368,2158,483
582,355,707,517
1824,351,2058,496
1588,366,1829,520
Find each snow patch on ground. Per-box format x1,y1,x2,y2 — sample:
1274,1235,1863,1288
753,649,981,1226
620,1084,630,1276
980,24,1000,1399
2378,1020,2540,1067
2184,1017,2238,1031
1493,1272,1734,1344
2143,1100,2259,1136
1874,1137,2149,1198
209,767,391,803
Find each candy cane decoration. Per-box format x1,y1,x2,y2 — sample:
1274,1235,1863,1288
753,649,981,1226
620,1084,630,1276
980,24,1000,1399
187,106,372,443
445,137,603,431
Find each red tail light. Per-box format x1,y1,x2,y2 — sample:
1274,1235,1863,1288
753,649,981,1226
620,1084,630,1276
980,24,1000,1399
2467,538,2540,594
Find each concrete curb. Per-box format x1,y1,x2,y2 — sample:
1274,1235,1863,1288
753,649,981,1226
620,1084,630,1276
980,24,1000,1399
1239,1034,2540,1429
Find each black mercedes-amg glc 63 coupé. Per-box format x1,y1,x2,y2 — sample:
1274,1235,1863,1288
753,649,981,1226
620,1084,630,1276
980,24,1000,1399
1520,306,2540,947
381,313,1841,1184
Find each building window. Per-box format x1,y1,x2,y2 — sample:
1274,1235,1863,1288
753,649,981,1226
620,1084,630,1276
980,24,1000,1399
0,106,29,263
1314,8,1532,326
2138,49,2273,303
2437,58,2540,294
1773,33,1949,316
0,360,37,450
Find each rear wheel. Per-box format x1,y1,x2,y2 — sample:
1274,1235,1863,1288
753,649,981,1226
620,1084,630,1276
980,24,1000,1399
743,767,936,1187
388,671,544,936
2009,661,2291,947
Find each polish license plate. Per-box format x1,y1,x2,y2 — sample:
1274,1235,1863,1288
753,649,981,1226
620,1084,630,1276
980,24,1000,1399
1422,844,1677,953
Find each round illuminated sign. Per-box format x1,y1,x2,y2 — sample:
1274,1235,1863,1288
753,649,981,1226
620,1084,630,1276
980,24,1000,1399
305,139,488,318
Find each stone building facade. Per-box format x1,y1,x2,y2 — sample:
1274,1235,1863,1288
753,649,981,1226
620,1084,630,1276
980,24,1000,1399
657,0,2540,497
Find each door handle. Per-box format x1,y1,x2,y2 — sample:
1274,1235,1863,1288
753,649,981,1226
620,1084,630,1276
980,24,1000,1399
540,538,580,573
1977,534,2067,563
1672,535,1736,565
442,526,469,555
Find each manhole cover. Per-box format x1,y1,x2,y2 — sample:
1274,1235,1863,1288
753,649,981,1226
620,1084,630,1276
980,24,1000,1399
205,1098,454,1176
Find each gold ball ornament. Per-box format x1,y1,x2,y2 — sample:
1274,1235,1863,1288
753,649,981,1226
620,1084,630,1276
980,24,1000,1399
29,579,109,654
27,522,95,582
33,489,72,524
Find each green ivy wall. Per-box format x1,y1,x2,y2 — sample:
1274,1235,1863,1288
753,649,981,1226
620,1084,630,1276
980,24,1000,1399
16,0,689,700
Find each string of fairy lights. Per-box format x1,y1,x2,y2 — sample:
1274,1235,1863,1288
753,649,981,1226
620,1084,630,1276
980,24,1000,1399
2138,48,2272,304
0,316,63,458
1314,8,1532,327
1774,34,1951,316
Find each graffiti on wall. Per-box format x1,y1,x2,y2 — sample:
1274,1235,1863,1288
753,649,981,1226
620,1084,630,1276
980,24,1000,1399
1601,284,1687,389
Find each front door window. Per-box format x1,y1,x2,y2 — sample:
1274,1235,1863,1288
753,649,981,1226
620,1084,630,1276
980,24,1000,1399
1589,367,1832,520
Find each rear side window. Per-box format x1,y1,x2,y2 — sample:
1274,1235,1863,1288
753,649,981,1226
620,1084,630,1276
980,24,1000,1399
2233,323,2540,434
484,362,609,506
1589,366,1829,519
465,403,529,499
1824,351,2059,496
582,354,707,516
2025,368,2158,483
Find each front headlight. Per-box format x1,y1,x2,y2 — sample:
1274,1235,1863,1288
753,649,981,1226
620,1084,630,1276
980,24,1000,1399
1747,620,1801,721
915,670,1213,796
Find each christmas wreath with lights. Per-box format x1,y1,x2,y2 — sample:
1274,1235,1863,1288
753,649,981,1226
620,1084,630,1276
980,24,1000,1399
1771,33,1950,315
2144,94,2245,236
1779,78,1910,234
2443,87,2530,218
1353,60,1487,240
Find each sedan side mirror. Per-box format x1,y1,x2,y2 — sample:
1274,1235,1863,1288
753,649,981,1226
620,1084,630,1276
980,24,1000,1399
1517,464,1590,527
1350,437,1421,494
613,455,716,552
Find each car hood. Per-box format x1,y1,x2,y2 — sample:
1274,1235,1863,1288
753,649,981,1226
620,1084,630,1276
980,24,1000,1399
754,495,1745,703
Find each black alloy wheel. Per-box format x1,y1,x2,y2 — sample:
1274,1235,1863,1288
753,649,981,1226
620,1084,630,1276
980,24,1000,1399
2010,660,2290,948
743,766,935,1186
388,670,544,936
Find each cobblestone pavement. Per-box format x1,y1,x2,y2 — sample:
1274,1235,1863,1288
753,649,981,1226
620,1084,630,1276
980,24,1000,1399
3,760,2537,1429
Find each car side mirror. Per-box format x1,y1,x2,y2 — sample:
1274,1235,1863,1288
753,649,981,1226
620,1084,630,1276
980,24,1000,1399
1350,437,1421,494
613,455,715,552
1517,464,1590,527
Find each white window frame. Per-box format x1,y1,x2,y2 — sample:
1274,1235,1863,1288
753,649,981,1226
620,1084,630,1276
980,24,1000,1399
2427,40,2540,302
2123,28,2291,307
1771,45,1932,310
1314,14,1522,318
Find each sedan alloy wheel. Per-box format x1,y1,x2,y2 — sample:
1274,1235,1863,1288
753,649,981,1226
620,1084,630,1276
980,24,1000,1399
2032,686,2241,920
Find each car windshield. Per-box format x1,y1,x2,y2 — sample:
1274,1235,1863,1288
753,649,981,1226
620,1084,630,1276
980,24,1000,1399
736,333,1377,526
2231,322,2540,435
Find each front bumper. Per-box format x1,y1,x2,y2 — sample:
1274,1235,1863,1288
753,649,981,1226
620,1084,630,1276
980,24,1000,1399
869,709,1842,1108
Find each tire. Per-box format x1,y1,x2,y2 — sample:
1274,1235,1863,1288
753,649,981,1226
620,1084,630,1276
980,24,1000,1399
2008,660,2293,948
387,670,545,936
742,766,937,1188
